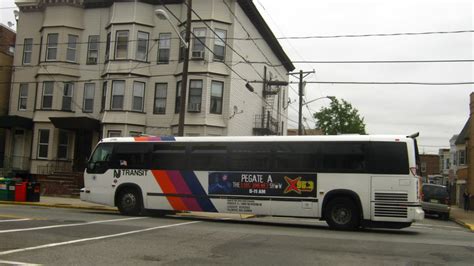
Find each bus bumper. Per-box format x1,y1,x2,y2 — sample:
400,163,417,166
411,206,425,221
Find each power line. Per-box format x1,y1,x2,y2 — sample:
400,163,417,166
272,29,474,39
295,81,474,85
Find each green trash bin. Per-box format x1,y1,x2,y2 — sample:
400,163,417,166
0,178,16,201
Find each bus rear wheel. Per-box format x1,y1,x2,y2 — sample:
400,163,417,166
117,188,142,216
325,197,360,230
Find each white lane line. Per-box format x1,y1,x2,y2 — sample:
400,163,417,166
0,219,31,223
0,217,145,234
0,259,41,265
0,220,200,256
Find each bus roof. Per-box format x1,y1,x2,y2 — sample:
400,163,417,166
99,135,414,143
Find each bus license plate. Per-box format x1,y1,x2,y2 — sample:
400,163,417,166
430,199,439,203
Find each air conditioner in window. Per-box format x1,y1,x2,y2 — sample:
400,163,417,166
188,103,201,112
191,50,204,59
87,57,98,64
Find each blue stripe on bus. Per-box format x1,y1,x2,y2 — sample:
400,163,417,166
160,136,176,141
181,171,217,212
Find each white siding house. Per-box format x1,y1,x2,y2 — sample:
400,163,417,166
0,0,294,175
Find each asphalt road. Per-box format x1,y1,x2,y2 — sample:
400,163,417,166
0,204,473,265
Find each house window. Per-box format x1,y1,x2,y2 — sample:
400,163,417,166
188,80,202,112
105,32,111,61
62,83,74,111
46,33,58,61
108,130,122,138
66,35,78,62
22,38,33,64
158,33,171,64
210,81,223,114
115,31,129,59
132,81,145,112
459,150,466,165
18,83,28,110
213,29,226,61
136,31,149,61
57,131,69,159
38,129,50,159
179,31,186,62
87,35,99,64
175,81,182,113
192,28,206,59
42,81,54,109
83,83,95,113
111,81,125,110
101,81,107,111
154,83,167,114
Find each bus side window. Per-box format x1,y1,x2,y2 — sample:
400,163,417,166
319,142,368,173
273,142,319,172
229,143,272,172
151,143,186,170
112,143,151,169
368,142,409,174
188,143,228,171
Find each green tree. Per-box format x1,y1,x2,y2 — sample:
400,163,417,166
313,98,367,135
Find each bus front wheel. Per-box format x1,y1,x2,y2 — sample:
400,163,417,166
117,188,143,216
325,197,360,230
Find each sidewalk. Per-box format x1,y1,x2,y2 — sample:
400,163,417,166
450,206,474,231
0,196,117,212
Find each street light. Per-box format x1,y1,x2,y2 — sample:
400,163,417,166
154,9,188,49
303,96,335,106
155,1,192,136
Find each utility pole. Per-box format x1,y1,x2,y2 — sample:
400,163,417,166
178,0,192,136
289,70,315,135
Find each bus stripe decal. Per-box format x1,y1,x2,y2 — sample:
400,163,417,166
181,171,217,212
167,171,202,211
151,170,188,211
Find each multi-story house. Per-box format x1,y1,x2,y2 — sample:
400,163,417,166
0,24,16,173
1,0,294,177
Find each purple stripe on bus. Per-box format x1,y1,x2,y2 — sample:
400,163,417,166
167,170,203,211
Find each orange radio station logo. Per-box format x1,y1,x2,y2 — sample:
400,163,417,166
284,176,315,194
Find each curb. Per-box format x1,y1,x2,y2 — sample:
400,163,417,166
0,200,118,212
451,217,474,232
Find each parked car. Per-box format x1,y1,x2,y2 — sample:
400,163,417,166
421,184,450,220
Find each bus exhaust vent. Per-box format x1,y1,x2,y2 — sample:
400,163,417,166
374,192,408,202
373,192,408,218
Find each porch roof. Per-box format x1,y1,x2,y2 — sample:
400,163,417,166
0,115,33,129
49,117,100,131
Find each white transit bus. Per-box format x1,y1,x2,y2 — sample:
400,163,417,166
80,134,424,230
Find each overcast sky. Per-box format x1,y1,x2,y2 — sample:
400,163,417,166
1,0,472,154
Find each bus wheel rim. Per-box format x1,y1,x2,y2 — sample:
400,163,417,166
332,207,351,225
122,193,136,209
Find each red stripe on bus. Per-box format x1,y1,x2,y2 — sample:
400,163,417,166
151,170,188,211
